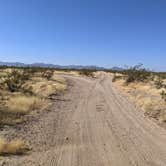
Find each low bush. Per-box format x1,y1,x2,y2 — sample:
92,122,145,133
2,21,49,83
6,95,43,114
112,74,123,82
160,91,166,102
79,70,94,77
156,72,166,79
0,69,31,92
155,77,164,89
124,64,150,84
42,70,54,80
0,138,29,155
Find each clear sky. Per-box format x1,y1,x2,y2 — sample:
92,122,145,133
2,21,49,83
0,0,165,71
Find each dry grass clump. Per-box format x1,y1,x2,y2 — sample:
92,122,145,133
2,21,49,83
79,70,95,77
6,95,43,114
30,80,66,97
0,68,66,125
112,74,124,82
0,68,68,156
0,138,29,155
42,70,54,80
0,95,45,126
54,70,80,76
52,74,66,84
110,64,166,125
114,78,166,123
0,111,26,126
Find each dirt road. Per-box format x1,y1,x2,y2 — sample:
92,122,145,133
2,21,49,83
3,73,166,166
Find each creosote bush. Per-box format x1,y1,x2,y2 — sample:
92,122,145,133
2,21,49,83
112,74,123,82
0,69,31,93
42,70,54,80
155,77,164,89
161,90,166,102
124,64,150,84
79,69,94,77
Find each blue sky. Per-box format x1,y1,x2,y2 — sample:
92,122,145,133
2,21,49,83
0,0,165,71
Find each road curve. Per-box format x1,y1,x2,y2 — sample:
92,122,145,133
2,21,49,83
4,73,166,166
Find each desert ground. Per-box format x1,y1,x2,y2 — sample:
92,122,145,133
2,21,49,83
1,70,166,166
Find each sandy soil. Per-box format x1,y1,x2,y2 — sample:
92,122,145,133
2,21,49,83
1,73,166,166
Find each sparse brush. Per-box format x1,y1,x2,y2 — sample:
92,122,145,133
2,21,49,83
155,77,164,89
0,95,45,126
0,110,26,126
79,70,95,77
5,95,43,114
0,69,31,92
160,90,166,102
124,64,150,84
42,70,54,80
156,72,166,79
0,138,29,155
112,74,123,82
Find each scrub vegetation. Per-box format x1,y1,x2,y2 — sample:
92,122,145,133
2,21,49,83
0,66,67,155
111,64,166,125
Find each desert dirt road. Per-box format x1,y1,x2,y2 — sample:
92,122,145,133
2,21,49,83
3,73,166,166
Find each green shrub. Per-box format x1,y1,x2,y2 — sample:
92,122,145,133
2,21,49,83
79,70,94,77
112,74,123,82
156,72,166,79
124,64,150,84
42,70,54,80
155,77,164,89
0,70,30,92
160,90,166,102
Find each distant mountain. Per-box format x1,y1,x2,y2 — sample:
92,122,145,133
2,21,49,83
111,66,124,71
0,61,125,71
0,61,106,70
0,61,25,67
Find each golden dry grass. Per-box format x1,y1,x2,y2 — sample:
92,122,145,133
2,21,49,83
27,74,67,97
0,138,29,155
6,95,44,114
0,69,68,156
0,70,67,126
114,78,166,122
52,74,66,83
54,70,80,76
0,70,67,116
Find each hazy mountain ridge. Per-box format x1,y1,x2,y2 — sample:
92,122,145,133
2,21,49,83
0,61,106,70
0,61,125,71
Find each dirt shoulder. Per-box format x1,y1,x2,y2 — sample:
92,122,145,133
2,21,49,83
113,78,166,128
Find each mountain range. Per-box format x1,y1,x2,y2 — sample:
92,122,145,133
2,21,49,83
0,61,124,71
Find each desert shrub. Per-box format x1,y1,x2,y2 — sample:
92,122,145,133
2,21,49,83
21,86,33,95
0,95,44,126
79,70,94,77
6,95,43,114
42,70,54,80
0,69,31,92
0,110,26,126
0,138,29,155
112,74,123,82
156,72,166,79
155,77,164,89
125,64,150,84
160,90,166,102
